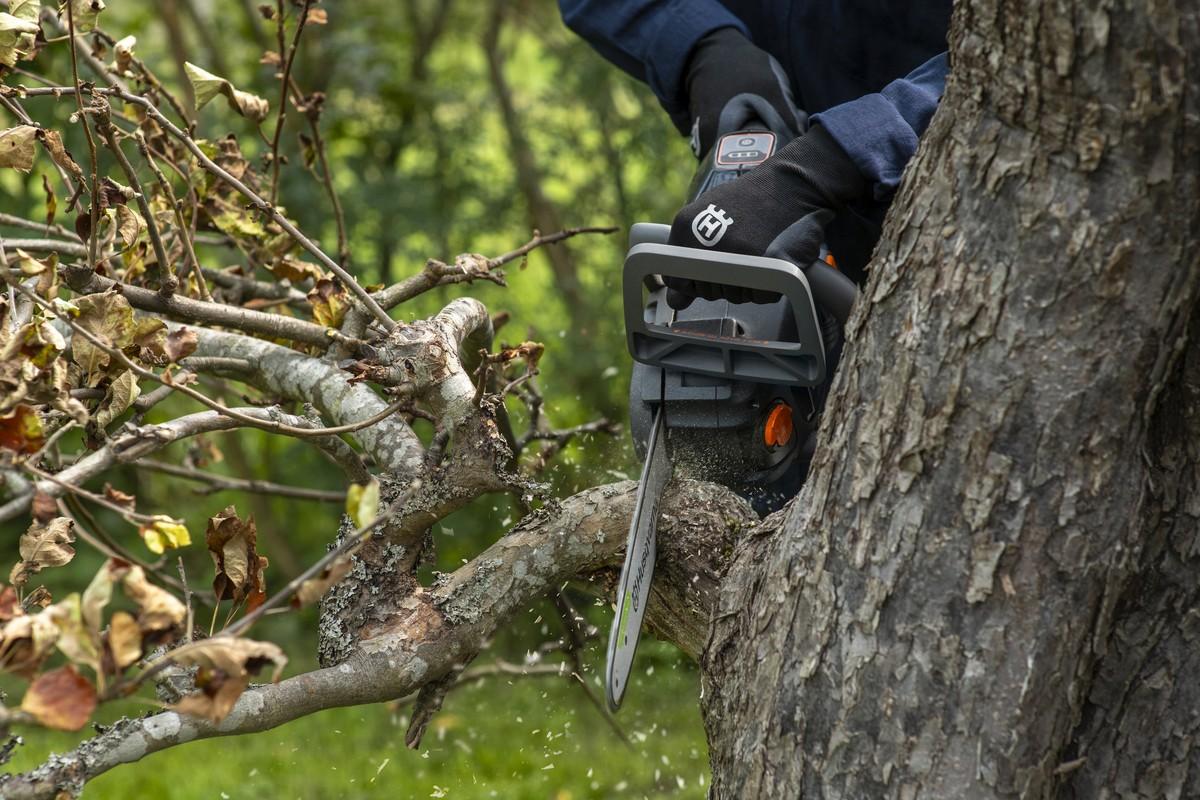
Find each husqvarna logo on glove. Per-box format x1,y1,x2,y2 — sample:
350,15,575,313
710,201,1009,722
691,204,733,247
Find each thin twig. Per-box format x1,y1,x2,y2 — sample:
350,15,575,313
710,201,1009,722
63,3,100,269
59,497,198,601
287,75,349,266
268,0,312,205
12,85,395,331
25,463,178,527
94,104,177,295
0,213,76,240
487,226,618,269
137,459,346,502
178,557,194,643
92,29,192,128
133,132,211,299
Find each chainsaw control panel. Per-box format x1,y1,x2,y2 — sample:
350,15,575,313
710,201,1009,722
714,131,775,169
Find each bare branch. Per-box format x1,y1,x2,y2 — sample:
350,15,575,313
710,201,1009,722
136,459,346,502
370,227,618,311
190,327,424,476
0,407,359,523
0,213,78,240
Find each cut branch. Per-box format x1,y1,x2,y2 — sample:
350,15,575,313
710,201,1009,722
0,480,756,799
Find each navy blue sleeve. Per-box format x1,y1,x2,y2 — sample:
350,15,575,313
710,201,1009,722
811,52,948,199
558,0,748,131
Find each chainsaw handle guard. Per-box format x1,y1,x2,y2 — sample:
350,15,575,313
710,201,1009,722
629,222,858,327
624,241,828,387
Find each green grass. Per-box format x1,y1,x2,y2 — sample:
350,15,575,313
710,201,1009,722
3,642,709,799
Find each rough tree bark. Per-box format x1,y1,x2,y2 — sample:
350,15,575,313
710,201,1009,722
4,1,1196,796
701,0,1200,798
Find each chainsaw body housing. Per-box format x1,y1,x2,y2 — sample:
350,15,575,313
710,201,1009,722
625,225,837,514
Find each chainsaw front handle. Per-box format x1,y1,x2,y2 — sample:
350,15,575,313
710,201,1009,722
624,238,831,387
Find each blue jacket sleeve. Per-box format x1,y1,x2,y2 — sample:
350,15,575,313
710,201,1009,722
811,52,948,199
558,0,748,131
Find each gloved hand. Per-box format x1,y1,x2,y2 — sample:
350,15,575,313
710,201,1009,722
685,27,802,159
666,124,868,306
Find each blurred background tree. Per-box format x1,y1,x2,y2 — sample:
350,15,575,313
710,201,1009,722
0,0,707,796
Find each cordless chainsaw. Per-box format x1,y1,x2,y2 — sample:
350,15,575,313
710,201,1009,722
605,96,859,711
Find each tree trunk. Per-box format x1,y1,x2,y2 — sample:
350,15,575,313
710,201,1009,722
701,0,1200,797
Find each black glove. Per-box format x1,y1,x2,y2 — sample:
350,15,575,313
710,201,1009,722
684,27,802,158
666,124,868,306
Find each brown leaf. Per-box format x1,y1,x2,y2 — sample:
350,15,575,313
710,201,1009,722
114,204,143,249
119,563,186,640
0,404,45,455
98,176,132,208
130,317,168,364
307,276,347,328
0,126,37,172
72,293,136,378
30,491,57,524
41,173,57,226
205,506,268,606
11,517,75,588
107,610,142,671
75,207,93,243
290,556,352,609
269,257,322,284
0,586,22,623
21,665,97,731
112,34,136,74
102,483,136,509
0,607,59,677
164,328,198,362
259,50,281,66
166,637,287,723
24,585,52,609
36,130,85,182
93,369,141,430
305,8,328,24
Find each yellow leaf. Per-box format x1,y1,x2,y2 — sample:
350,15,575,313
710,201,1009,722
345,479,380,529
139,516,191,555
107,610,142,670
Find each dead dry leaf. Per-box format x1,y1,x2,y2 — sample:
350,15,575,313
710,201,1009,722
21,665,97,731
290,556,352,609
11,517,75,587
205,506,268,608
165,637,287,723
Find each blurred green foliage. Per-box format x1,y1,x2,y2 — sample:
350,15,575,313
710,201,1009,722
0,0,704,795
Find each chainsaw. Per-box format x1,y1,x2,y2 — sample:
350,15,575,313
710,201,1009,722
605,95,859,711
